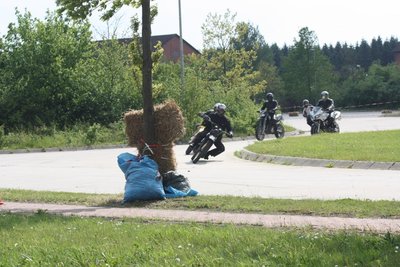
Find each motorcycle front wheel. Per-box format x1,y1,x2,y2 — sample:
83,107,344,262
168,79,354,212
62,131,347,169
255,119,266,141
333,121,340,133
311,123,320,135
185,145,193,155
191,140,213,164
274,124,285,139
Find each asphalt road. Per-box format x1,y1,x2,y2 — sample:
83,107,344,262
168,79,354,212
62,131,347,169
1,111,399,200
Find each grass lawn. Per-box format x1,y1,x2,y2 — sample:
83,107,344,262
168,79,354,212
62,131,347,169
1,212,400,266
2,129,400,265
245,129,400,162
2,189,400,219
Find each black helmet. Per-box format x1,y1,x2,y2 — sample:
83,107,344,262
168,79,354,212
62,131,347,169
321,91,329,99
303,99,309,107
266,92,274,101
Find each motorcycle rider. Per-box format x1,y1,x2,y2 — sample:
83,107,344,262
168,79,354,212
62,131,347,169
190,103,233,160
302,99,313,127
316,90,335,125
260,92,278,128
186,103,221,155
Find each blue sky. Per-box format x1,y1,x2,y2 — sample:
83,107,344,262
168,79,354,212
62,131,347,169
1,0,399,50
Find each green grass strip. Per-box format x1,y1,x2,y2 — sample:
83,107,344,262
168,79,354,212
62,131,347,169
246,129,400,162
1,213,400,266
1,189,400,218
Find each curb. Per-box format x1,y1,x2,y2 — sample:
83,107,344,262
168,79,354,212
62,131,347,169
238,149,400,171
2,202,400,233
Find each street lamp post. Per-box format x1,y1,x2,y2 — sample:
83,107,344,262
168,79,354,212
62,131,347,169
178,0,185,98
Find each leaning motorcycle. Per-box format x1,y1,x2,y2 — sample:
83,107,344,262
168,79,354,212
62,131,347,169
191,115,227,164
255,111,285,141
309,106,341,135
185,124,205,155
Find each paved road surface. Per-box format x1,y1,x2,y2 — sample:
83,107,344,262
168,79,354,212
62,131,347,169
0,112,399,200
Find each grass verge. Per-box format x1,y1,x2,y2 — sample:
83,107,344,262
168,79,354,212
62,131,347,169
2,189,400,218
246,129,400,162
1,213,399,266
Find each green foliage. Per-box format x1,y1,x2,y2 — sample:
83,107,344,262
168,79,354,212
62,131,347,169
0,125,4,148
0,10,94,130
281,27,338,107
339,63,400,108
0,122,126,150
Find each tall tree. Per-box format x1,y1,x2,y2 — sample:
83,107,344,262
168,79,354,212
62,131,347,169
0,10,94,130
281,27,337,107
57,0,157,144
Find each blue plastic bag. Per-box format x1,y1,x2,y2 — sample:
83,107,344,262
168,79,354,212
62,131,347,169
117,153,165,202
164,186,198,198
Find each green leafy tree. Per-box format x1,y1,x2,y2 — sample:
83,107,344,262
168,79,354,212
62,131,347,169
341,63,400,108
57,0,158,143
69,39,142,124
0,10,94,130
200,10,265,133
281,27,337,108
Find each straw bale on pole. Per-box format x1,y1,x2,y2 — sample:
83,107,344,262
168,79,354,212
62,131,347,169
123,100,185,174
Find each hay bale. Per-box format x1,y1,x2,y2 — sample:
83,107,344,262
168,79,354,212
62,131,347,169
152,144,177,174
123,100,185,174
154,100,185,144
124,100,185,146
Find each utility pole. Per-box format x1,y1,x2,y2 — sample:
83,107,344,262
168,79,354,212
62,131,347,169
178,0,185,100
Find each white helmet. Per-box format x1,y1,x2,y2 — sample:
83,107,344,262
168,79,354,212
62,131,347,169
213,102,221,111
216,103,226,115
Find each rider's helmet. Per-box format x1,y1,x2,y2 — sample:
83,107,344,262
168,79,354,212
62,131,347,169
303,99,310,107
213,102,221,112
266,92,274,101
321,91,329,100
216,103,226,116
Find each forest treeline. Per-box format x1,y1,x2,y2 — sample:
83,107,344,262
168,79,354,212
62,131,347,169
0,10,399,136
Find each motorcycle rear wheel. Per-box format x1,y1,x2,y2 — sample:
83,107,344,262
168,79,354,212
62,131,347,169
255,120,265,141
274,124,285,139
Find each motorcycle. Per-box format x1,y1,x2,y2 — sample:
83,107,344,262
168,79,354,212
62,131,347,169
255,111,285,141
309,106,341,135
185,124,205,155
191,115,228,164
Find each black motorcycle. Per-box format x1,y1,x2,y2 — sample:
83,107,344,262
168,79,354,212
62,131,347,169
185,124,205,155
191,115,227,164
255,111,285,141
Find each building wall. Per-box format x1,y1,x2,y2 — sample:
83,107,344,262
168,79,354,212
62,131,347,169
162,36,199,62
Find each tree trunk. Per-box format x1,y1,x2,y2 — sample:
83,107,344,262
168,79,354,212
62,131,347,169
141,0,155,144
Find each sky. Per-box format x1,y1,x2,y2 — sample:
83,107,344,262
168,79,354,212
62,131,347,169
1,0,399,50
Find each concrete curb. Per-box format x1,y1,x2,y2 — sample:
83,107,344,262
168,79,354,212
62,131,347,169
238,149,399,171
2,202,400,233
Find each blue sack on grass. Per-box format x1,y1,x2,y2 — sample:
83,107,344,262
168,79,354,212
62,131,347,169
164,186,198,198
117,153,165,202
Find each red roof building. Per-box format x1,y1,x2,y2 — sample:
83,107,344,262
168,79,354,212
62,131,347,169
116,34,200,62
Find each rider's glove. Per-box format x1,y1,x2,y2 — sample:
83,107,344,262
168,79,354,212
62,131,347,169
227,131,233,138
